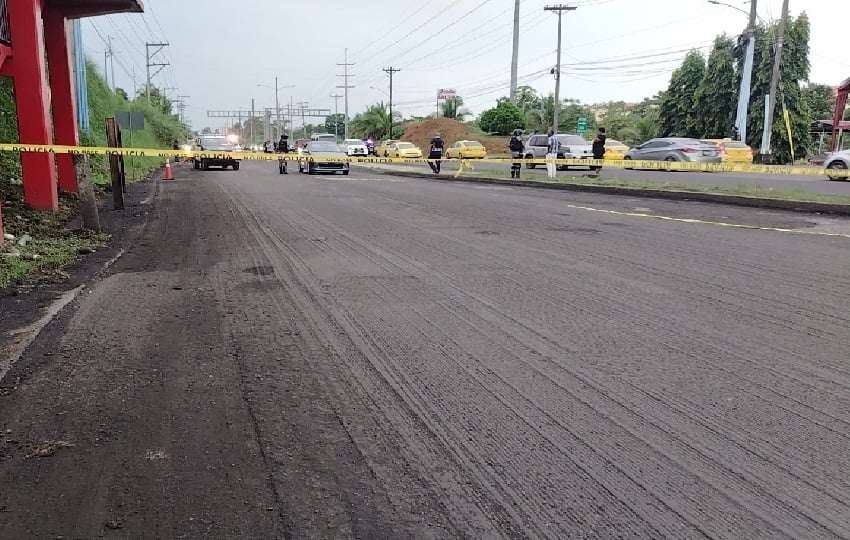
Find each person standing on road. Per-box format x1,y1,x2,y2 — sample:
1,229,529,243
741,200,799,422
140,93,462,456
428,133,444,174
590,127,606,177
277,134,290,174
546,129,560,179
172,139,181,166
509,129,524,179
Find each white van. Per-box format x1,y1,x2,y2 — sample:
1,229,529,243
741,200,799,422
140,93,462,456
310,133,337,143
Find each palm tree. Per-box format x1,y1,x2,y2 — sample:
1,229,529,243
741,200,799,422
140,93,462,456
350,102,401,139
440,97,471,121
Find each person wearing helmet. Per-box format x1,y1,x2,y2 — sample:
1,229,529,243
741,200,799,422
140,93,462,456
509,129,524,179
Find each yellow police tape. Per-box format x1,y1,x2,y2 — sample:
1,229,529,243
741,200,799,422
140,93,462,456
1,142,848,178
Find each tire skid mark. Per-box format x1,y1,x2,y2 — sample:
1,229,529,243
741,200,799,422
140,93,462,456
290,204,840,540
219,181,525,539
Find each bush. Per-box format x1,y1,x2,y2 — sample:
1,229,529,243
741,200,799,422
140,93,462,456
479,101,526,135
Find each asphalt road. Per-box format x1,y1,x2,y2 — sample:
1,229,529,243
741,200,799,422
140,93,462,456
393,158,850,195
1,162,849,538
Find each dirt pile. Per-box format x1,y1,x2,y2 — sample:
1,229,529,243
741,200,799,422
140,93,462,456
401,118,509,156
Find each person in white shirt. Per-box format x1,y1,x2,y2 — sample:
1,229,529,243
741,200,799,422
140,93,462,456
546,129,560,179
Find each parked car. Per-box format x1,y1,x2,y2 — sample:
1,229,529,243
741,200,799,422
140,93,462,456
193,136,240,171
824,149,850,181
297,141,350,175
445,140,487,159
386,142,423,159
523,133,593,170
311,133,337,143
365,139,377,156
624,137,720,168
604,139,630,161
376,139,398,157
701,138,753,164
342,138,368,157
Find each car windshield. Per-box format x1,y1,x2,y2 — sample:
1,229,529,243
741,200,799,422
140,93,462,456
558,135,587,145
201,140,234,150
308,142,341,152
397,143,415,149
464,141,483,147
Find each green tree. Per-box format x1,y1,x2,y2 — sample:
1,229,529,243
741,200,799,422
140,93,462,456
658,50,706,137
440,96,471,121
135,84,172,115
349,102,400,140
597,101,632,141
801,83,835,122
694,36,737,138
479,100,526,135
746,12,812,162
115,87,129,101
324,113,346,136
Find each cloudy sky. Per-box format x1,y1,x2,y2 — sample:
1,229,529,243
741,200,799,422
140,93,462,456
82,0,850,131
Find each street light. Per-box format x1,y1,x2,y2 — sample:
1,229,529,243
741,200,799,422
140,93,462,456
707,0,765,24
257,79,295,141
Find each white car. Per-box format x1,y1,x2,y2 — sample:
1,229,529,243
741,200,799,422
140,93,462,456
342,139,368,157
824,149,850,181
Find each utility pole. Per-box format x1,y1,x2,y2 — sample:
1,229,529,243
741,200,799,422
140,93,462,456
289,96,294,139
107,36,115,91
251,98,255,146
337,48,355,139
145,42,169,105
760,0,790,162
510,0,520,104
275,76,281,141
733,0,758,144
383,67,401,138
544,5,576,134
330,93,343,138
297,101,309,137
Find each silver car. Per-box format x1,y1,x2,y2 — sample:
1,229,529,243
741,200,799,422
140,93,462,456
624,137,721,167
824,149,850,181
523,133,594,170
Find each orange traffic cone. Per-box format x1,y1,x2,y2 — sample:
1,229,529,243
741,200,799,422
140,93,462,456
164,161,173,181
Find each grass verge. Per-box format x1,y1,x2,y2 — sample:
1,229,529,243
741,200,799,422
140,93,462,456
459,169,850,205
1,179,109,289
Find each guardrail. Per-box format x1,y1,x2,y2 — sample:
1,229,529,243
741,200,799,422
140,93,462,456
0,0,10,46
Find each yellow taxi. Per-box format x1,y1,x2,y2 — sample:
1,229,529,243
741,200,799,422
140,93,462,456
376,139,397,157
702,139,753,164
445,140,487,159
387,142,423,159
604,139,630,160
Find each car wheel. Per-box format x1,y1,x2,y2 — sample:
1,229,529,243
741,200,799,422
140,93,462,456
233,163,240,171
623,156,633,170
193,160,200,170
525,155,536,169
826,161,847,181
308,166,316,175
202,162,209,171
343,170,350,176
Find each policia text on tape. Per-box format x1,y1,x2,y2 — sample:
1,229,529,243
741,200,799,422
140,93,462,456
2,143,848,178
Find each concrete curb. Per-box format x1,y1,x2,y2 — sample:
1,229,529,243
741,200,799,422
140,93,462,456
370,168,850,217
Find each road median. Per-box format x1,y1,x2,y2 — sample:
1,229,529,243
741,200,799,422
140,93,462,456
364,164,850,217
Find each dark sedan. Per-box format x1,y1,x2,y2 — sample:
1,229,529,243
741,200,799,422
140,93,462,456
297,141,350,175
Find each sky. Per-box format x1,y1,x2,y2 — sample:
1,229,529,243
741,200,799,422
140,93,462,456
81,0,850,132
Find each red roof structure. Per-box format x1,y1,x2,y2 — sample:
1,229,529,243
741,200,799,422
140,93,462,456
0,0,143,243
831,77,850,151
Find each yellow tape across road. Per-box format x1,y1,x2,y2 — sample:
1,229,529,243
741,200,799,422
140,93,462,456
0,143,848,178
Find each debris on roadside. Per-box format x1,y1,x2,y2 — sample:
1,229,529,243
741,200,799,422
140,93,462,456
24,439,75,459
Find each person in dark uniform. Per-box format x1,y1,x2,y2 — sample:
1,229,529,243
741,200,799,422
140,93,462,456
428,133,444,173
277,135,290,174
590,126,606,177
509,129,524,178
